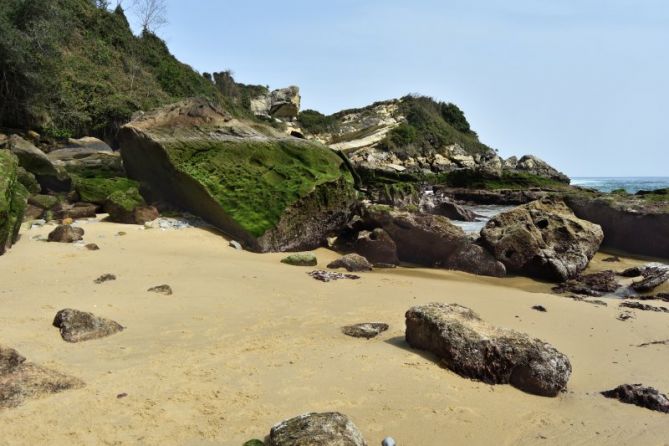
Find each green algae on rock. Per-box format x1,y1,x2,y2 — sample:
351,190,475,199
0,151,29,255
120,99,357,252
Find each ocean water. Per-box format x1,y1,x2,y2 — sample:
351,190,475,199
571,177,669,194
449,205,515,235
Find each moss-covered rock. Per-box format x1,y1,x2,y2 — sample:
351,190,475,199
120,99,357,252
74,177,139,205
17,167,40,194
28,194,59,210
0,151,29,255
103,187,157,224
281,253,318,266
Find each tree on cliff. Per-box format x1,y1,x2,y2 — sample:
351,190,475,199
133,0,167,32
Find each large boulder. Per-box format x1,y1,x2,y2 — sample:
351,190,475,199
0,345,83,409
6,135,71,191
565,194,669,260
103,187,158,224
268,412,367,446
481,198,603,281
354,228,399,266
364,208,506,277
429,200,478,222
119,99,356,252
405,303,572,396
0,151,29,255
250,86,301,120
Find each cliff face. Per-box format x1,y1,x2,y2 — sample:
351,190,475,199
298,96,569,185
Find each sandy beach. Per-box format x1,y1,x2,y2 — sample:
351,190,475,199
1,218,668,446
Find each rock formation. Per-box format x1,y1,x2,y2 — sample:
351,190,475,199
364,207,506,277
354,228,399,266
601,384,669,413
119,99,357,252
327,253,373,272
405,303,572,396
0,151,28,255
268,412,367,446
481,198,603,281
47,224,84,243
250,86,301,120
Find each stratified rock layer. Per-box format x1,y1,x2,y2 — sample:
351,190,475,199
405,303,572,396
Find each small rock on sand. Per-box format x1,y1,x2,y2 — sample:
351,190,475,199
148,284,173,295
269,412,367,446
327,253,373,272
342,323,389,339
94,273,116,284
308,270,361,282
85,243,99,251
601,384,669,413
281,253,317,266
47,224,84,243
53,308,124,343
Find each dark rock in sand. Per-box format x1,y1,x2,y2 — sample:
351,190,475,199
327,253,373,272
602,256,621,263
269,412,367,446
342,323,389,339
619,267,643,278
148,284,173,295
308,270,360,283
532,305,547,312
552,271,620,297
617,311,635,321
631,268,669,292
0,345,83,409
85,243,100,251
94,273,116,284
405,303,572,397
281,253,317,267
619,301,669,313
364,208,506,277
52,308,124,343
354,228,399,266
481,198,603,282
601,384,669,413
47,224,84,243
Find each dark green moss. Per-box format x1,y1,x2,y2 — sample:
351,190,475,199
106,187,143,212
164,138,353,237
0,151,28,252
29,194,59,210
436,170,566,190
74,176,139,204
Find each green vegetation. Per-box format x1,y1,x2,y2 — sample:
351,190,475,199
74,176,139,204
298,109,338,134
106,186,144,212
0,0,230,138
0,151,28,251
381,95,491,157
164,139,354,237
438,170,565,190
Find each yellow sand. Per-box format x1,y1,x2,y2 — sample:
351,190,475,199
1,219,668,446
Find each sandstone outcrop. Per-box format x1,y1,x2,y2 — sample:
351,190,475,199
354,228,399,266
405,303,572,396
250,86,301,120
481,198,603,281
119,99,356,252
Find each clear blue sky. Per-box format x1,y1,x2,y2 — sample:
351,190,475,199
128,0,668,177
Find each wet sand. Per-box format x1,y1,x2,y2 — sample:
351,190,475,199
1,219,668,445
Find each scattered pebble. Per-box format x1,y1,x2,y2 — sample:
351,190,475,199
308,270,360,282
94,274,117,284
532,305,547,312
147,284,173,295
382,437,396,446
116,393,128,399
85,243,100,251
